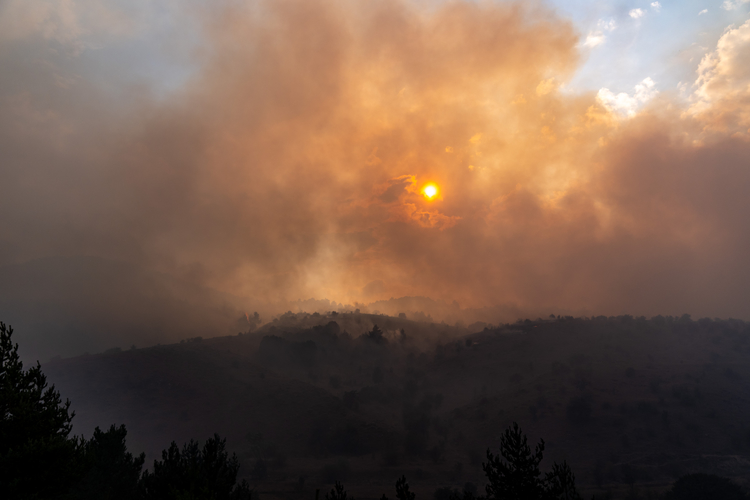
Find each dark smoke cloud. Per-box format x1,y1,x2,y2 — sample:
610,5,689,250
1,0,749,361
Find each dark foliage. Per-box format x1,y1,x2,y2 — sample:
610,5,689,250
365,325,388,345
483,422,582,500
326,481,352,500
1,321,254,500
448,492,478,500
309,419,371,455
403,406,431,455
436,486,478,500
71,424,145,499
434,486,456,500
314,321,341,338
396,475,416,500
0,321,83,499
258,335,317,369
483,422,545,499
329,453,581,500
139,434,253,500
448,489,481,500
665,473,748,500
543,461,582,500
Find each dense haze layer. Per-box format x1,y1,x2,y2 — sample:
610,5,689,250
1,0,750,359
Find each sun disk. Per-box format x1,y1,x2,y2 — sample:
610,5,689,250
423,184,438,199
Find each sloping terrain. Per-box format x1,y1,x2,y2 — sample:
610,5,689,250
44,313,750,499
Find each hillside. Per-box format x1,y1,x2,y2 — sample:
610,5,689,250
43,313,750,499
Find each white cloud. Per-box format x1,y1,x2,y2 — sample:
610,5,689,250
694,20,750,99
582,19,616,48
722,0,750,10
689,19,750,135
599,18,617,31
597,77,658,117
584,32,605,47
629,8,645,19
699,9,708,15
651,2,662,12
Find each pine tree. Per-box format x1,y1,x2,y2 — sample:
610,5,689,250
483,422,582,500
0,321,83,499
483,422,545,500
326,481,351,500
395,476,416,500
72,424,146,500
140,434,252,500
543,461,582,500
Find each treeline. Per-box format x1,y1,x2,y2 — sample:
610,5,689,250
319,422,585,500
3,320,749,499
1,322,250,499
1,314,581,500
324,423,749,500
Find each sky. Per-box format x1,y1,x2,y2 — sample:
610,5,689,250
1,0,750,360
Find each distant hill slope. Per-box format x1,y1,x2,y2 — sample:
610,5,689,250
44,313,750,499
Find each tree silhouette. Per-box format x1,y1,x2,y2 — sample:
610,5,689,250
483,422,582,500
543,461,582,500
0,321,83,498
483,422,545,500
395,475,416,500
366,325,388,345
72,424,145,500
1,321,258,500
286,426,583,500
140,434,252,500
326,481,351,500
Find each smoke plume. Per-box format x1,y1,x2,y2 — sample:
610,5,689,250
1,0,750,359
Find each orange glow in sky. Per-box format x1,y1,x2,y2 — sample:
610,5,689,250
4,0,750,348
422,184,439,199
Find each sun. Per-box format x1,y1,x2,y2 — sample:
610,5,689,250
422,183,439,199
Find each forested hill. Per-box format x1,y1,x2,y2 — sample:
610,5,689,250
43,313,750,499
